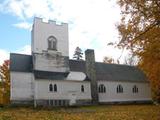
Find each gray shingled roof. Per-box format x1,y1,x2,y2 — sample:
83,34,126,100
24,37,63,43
10,53,148,82
69,60,147,82
95,62,147,81
10,53,32,72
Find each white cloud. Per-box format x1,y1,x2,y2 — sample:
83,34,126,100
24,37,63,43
0,45,31,65
13,22,32,30
0,0,127,62
15,45,31,55
0,0,24,19
0,0,55,20
0,49,9,65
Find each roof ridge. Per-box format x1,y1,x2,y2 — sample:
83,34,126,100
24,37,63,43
69,59,137,68
95,62,137,68
10,53,31,57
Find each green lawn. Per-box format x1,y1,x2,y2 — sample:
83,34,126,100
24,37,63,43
0,104,159,120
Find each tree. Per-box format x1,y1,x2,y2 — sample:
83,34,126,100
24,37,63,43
124,53,138,66
103,56,114,64
117,0,160,102
0,60,10,105
73,47,83,60
103,56,120,64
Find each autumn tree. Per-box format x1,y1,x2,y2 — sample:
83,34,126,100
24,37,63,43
103,56,114,64
117,0,160,102
0,60,10,104
73,47,83,60
124,53,138,66
103,56,120,64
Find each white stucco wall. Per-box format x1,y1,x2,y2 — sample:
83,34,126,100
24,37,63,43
10,71,152,103
35,79,91,101
33,53,69,72
10,72,34,100
32,17,69,57
98,81,152,102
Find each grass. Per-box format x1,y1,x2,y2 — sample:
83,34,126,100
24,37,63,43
0,104,160,120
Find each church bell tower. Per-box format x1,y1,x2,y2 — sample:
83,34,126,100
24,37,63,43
31,17,69,73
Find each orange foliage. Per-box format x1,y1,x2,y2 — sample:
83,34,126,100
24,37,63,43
0,60,10,105
103,56,115,64
103,56,120,64
117,0,160,102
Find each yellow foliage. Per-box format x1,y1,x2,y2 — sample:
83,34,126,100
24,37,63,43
117,0,160,102
103,56,115,64
0,60,10,105
103,56,120,64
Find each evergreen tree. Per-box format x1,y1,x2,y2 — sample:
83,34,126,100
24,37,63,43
73,47,83,60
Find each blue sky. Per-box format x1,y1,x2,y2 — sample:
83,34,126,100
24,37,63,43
0,0,128,65
0,14,30,51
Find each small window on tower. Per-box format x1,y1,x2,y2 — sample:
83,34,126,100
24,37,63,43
48,36,57,50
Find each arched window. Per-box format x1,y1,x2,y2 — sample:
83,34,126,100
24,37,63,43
49,84,53,92
98,84,106,93
54,84,57,92
133,85,138,93
81,85,84,92
48,36,57,50
117,84,123,93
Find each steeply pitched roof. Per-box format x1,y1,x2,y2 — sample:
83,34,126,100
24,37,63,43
69,60,86,72
69,60,147,82
10,54,148,82
95,62,147,82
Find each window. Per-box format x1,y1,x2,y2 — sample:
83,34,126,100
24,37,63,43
59,100,61,106
48,100,69,106
54,84,57,92
98,84,106,93
133,85,138,93
55,100,58,106
49,84,53,92
81,85,84,92
117,85,123,93
62,100,66,106
48,36,57,50
50,100,53,106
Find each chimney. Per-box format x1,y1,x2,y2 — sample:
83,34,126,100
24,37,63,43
85,49,98,104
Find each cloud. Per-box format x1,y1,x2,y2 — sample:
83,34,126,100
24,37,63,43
13,22,32,30
15,45,31,55
0,49,9,65
0,0,24,19
0,0,126,62
0,0,55,20
0,45,31,65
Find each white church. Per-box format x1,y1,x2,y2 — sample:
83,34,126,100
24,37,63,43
10,17,152,107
